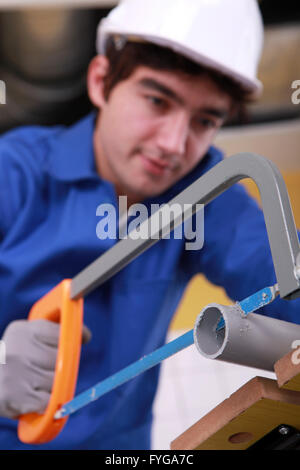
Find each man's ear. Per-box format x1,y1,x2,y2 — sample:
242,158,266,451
87,55,110,109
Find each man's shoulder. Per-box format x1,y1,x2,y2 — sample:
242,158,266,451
0,123,64,160
0,123,66,184
0,112,97,196
1,123,63,141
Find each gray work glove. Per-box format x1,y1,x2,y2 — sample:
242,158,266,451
0,319,91,419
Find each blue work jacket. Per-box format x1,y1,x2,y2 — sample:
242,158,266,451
0,113,299,450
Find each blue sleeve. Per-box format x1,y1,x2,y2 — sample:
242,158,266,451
182,180,300,325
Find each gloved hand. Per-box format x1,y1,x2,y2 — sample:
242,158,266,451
0,319,91,419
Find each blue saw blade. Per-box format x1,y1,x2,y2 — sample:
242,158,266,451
216,284,279,331
55,329,194,420
54,284,279,420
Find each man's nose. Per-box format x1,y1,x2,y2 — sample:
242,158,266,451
156,113,189,156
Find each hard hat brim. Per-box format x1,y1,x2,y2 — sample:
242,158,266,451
97,25,263,99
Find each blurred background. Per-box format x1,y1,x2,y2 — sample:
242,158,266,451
0,0,299,450
0,0,299,131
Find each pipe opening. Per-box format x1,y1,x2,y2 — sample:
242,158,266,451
194,306,226,357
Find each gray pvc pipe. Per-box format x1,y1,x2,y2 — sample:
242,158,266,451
193,303,300,371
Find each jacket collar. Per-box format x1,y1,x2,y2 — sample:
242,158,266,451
47,112,100,182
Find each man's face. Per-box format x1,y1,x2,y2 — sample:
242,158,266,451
94,65,233,204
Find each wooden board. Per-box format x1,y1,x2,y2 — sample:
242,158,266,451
171,376,300,450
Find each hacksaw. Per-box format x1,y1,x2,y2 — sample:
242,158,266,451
17,153,300,444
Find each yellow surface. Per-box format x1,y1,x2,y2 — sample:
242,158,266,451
284,374,300,393
196,398,300,450
170,172,300,331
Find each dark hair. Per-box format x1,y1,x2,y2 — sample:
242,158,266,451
102,37,251,120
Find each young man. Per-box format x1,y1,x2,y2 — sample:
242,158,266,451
0,0,299,450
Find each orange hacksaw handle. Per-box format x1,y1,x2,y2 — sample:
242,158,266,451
18,279,83,444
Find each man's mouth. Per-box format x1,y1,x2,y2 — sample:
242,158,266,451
139,153,178,176
139,154,168,176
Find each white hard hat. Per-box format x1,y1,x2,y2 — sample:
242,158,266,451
96,0,264,98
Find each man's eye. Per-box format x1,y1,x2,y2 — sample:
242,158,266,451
146,96,166,108
195,117,217,130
